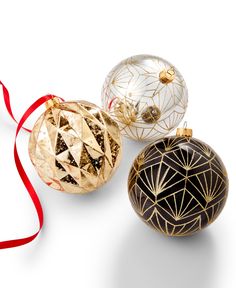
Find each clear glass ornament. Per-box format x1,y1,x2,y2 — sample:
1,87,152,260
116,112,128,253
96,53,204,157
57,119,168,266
102,54,188,141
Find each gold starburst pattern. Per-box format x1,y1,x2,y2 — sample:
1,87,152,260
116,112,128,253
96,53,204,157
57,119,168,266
29,100,122,194
128,135,228,236
102,54,188,141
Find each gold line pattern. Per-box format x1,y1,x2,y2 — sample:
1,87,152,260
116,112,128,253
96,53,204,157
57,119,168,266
102,55,188,141
128,136,228,236
29,100,122,194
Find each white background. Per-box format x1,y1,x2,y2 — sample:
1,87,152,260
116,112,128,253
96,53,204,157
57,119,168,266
0,0,235,287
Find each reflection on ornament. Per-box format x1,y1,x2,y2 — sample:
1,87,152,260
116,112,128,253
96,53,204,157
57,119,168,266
114,99,137,125
102,54,188,141
128,127,228,236
141,105,161,123
29,99,122,194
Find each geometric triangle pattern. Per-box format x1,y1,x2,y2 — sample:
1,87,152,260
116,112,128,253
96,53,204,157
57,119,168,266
128,136,228,236
29,100,122,194
102,54,188,141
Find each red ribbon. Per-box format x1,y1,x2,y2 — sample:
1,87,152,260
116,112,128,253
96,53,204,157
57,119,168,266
0,81,31,133
0,81,62,249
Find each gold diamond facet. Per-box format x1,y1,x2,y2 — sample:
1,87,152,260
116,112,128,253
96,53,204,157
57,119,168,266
29,100,122,194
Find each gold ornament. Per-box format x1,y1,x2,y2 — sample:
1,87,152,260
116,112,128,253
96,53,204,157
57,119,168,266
29,99,122,194
102,54,188,141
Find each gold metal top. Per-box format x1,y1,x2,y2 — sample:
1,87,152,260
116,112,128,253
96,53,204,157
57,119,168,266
176,121,192,137
45,97,61,110
141,105,161,124
176,127,193,137
159,67,175,84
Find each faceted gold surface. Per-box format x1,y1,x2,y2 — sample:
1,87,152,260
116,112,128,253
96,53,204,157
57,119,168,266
29,100,122,194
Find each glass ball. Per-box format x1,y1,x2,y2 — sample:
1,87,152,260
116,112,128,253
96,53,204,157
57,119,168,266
102,54,188,141
29,100,122,194
128,135,228,236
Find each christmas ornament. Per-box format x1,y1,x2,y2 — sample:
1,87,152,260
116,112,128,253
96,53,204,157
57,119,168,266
0,81,122,249
29,98,122,194
128,126,228,236
102,54,188,141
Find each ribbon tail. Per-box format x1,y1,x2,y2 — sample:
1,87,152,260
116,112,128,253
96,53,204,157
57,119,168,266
0,94,59,249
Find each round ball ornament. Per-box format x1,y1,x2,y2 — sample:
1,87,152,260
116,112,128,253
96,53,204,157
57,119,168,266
128,127,228,236
29,98,122,194
102,54,188,141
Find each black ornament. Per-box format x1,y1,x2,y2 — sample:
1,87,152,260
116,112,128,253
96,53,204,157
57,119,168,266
128,129,228,236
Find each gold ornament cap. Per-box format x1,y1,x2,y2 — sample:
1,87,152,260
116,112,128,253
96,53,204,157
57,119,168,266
176,122,192,137
159,67,175,84
45,97,61,110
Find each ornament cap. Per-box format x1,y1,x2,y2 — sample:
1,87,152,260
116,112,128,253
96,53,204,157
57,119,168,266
176,122,192,137
159,67,175,84
45,97,61,110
